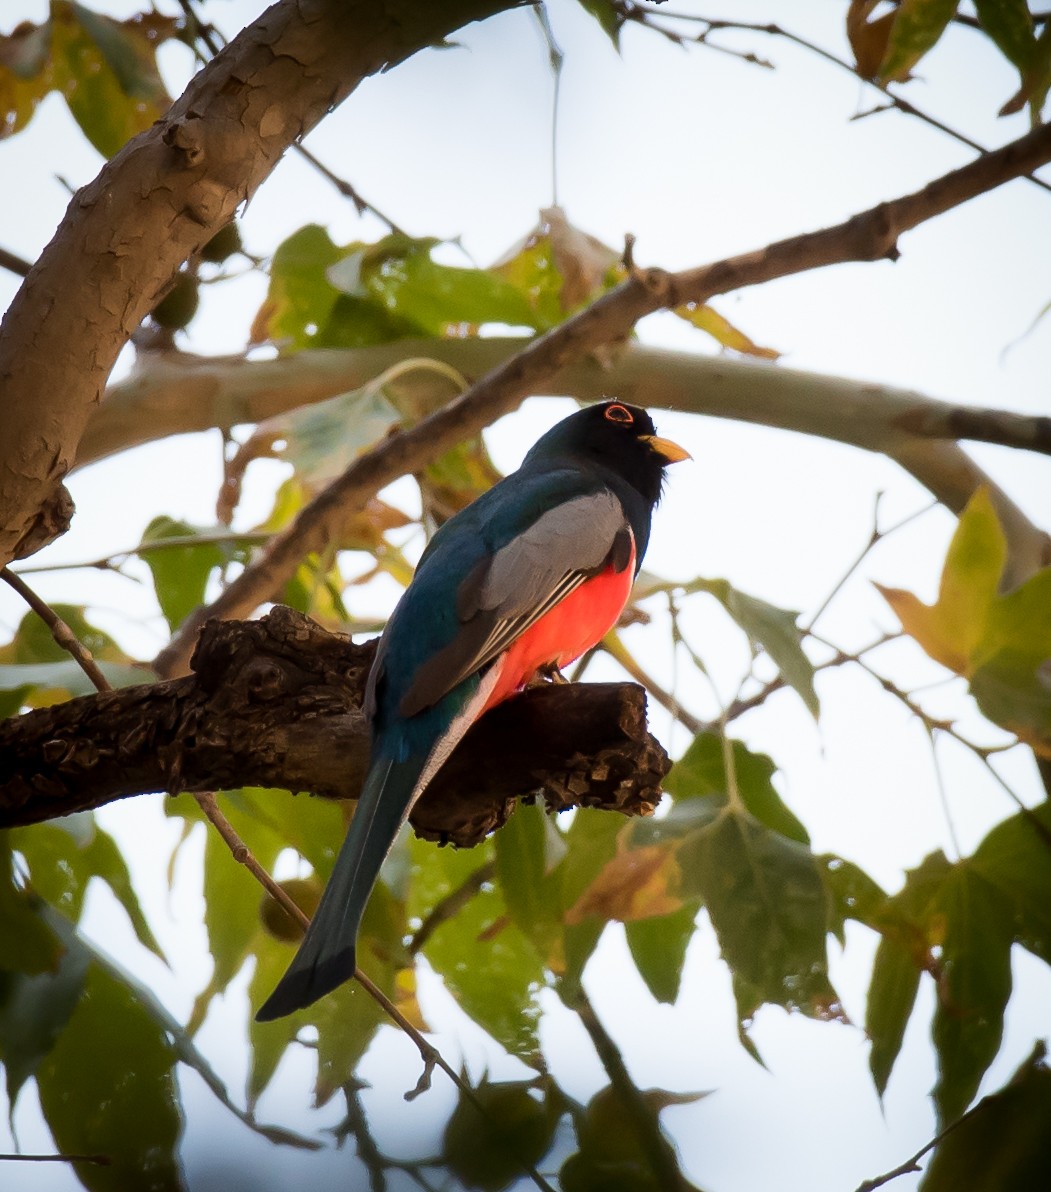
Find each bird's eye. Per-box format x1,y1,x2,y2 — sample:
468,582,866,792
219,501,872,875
604,403,633,425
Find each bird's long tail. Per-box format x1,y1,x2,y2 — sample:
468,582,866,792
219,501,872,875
255,754,422,1021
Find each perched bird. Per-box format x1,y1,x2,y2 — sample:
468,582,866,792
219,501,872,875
257,400,688,1020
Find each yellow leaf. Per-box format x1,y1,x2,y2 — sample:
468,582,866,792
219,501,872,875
673,302,780,359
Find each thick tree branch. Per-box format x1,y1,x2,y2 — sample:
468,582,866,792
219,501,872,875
0,607,669,841
0,0,515,568
82,341,1051,468
147,120,1051,677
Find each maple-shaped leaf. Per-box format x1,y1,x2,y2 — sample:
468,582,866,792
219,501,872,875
877,487,1051,757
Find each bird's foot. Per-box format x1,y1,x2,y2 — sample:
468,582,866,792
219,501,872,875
529,662,570,687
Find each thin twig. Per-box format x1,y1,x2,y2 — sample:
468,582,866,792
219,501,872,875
805,497,938,631
194,793,558,1192
602,630,708,736
853,1100,978,1191
12,531,273,575
1,568,113,693
292,144,408,236
0,245,33,278
621,4,1051,197
408,859,496,955
0,1154,110,1165
532,3,564,207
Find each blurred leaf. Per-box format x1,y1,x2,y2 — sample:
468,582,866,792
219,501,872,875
673,302,780,359
141,516,229,632
819,854,889,942
253,224,345,348
576,0,622,50
684,578,819,718
971,802,1051,965
931,863,1015,1126
50,1,172,158
332,234,538,335
847,0,898,78
493,207,621,319
0,912,89,1109
878,488,1051,756
12,819,165,959
922,1041,1051,1191
443,1074,566,1192
625,903,699,1005
974,0,1037,71
0,17,52,138
867,934,921,1098
878,0,960,83
0,838,62,976
567,844,682,924
0,603,127,664
411,835,546,1065
557,809,624,1002
36,959,184,1191
494,801,565,965
678,806,840,1025
666,731,809,843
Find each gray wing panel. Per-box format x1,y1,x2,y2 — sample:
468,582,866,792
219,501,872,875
399,489,630,717
477,491,626,617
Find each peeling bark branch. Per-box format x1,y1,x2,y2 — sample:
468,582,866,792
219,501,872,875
0,0,514,567
0,607,669,845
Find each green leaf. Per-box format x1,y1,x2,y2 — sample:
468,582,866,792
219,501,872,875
12,820,165,959
878,0,961,83
338,235,539,335
819,854,889,942
141,517,229,633
416,836,546,1065
50,1,172,158
625,903,698,1005
685,578,819,718
494,801,564,963
879,488,1051,756
931,864,1014,1126
867,935,921,1098
974,0,1037,72
971,802,1051,965
258,224,345,348
0,916,89,1109
0,603,128,664
922,1042,1051,1190
36,960,184,1190
575,0,622,50
666,731,809,844
677,806,839,1024
0,839,62,975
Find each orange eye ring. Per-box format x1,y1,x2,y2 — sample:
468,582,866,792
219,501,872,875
604,403,634,425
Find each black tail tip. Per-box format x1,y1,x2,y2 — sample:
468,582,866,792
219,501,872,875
255,947,357,1022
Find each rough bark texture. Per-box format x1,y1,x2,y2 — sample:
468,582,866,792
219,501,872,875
0,0,513,567
0,606,670,847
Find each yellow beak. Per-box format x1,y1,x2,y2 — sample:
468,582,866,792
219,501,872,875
641,434,692,464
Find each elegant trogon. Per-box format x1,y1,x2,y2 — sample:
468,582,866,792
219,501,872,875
257,400,688,1021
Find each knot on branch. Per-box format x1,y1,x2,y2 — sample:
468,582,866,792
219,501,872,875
0,607,672,846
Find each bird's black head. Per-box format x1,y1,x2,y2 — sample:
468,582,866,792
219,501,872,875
525,401,690,506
